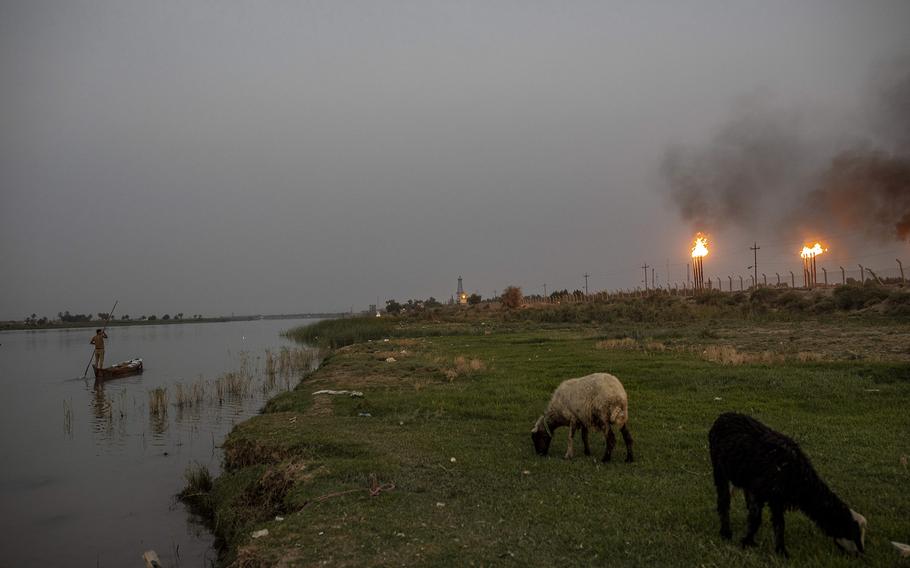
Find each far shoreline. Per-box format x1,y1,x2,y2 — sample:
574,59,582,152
0,312,345,333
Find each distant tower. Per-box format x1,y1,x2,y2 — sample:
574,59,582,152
457,275,468,304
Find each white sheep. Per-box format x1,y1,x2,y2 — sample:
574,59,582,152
531,372,633,462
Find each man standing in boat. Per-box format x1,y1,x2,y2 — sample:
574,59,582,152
90,328,108,369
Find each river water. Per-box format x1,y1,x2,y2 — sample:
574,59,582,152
0,318,318,567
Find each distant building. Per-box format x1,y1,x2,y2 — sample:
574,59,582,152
456,275,468,305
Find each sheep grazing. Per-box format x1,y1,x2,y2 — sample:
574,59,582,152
531,372,633,463
709,412,866,557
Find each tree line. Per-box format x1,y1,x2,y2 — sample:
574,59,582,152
16,311,204,327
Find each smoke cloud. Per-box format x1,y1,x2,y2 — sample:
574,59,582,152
660,59,910,242
808,150,910,241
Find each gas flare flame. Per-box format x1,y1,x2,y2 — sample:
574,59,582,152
691,234,709,258
800,243,826,258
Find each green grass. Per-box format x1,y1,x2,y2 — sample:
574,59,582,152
202,319,910,567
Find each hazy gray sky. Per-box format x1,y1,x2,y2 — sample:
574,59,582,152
3,1,909,319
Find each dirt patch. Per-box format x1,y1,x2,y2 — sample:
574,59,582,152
304,395,335,417
710,321,910,361
241,461,316,512
223,413,307,469
312,365,419,389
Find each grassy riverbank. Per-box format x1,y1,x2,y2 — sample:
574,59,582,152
197,299,910,567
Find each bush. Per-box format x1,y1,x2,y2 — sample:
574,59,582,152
774,291,808,311
833,285,889,310
500,286,523,310
749,287,779,305
693,289,726,306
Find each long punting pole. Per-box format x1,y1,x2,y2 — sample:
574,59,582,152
82,300,118,378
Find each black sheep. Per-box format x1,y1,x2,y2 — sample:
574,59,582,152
708,412,866,557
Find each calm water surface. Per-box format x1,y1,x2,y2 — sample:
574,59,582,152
0,318,319,567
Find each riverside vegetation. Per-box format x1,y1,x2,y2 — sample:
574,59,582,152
187,287,910,567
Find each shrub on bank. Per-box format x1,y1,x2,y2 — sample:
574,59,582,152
833,285,890,310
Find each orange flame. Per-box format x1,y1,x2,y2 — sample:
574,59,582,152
691,234,709,258
800,243,826,258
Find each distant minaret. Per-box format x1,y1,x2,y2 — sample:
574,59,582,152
457,275,467,304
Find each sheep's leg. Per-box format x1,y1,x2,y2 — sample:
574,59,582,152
770,503,788,558
741,491,764,548
602,427,616,462
712,465,732,540
564,420,576,459
620,424,634,463
581,426,591,456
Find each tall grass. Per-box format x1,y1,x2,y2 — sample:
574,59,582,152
148,387,168,417
285,317,395,348
174,381,205,409
179,462,214,515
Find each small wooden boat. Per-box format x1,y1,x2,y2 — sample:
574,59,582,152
93,358,144,380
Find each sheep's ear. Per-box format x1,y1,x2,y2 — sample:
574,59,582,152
850,509,867,527
531,416,543,433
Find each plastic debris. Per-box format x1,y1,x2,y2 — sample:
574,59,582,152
251,529,269,539
312,389,363,398
275,516,284,522
450,457,457,463
385,357,396,363
358,412,372,417
436,502,446,508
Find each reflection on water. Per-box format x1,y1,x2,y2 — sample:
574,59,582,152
0,318,320,568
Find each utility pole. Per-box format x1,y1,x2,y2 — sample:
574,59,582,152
858,265,865,284
789,271,795,288
642,263,649,290
897,259,905,284
840,266,846,285
543,283,547,298
651,268,655,289
775,272,780,286
750,242,760,288
584,273,590,295
666,259,670,289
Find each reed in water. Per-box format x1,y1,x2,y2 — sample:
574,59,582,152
148,387,168,417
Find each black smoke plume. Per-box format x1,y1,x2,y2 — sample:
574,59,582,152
661,59,910,242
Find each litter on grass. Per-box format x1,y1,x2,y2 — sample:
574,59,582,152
312,390,364,397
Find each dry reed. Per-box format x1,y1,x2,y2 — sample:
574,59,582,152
63,399,73,435
700,345,785,365
445,356,486,381
596,338,639,350
174,381,205,409
596,338,668,352
149,387,168,417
